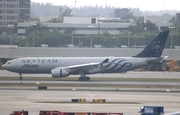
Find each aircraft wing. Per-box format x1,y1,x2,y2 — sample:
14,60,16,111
57,58,109,74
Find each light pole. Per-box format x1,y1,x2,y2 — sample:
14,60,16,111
71,31,74,45
97,19,101,45
88,25,94,48
127,31,131,48
169,26,175,49
7,24,14,46
176,13,180,72
74,0,77,16
176,13,180,46
30,23,37,47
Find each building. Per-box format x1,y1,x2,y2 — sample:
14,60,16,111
40,15,58,23
18,16,172,37
18,16,134,36
144,16,172,30
144,16,162,24
0,0,30,27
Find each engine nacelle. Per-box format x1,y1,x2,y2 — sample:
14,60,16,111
51,68,69,78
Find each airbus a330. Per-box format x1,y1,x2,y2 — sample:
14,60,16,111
2,31,169,81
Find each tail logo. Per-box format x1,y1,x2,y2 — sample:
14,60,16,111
152,41,162,52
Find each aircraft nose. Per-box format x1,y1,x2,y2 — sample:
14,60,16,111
2,64,6,69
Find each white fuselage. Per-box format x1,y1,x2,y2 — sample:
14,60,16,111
3,57,151,75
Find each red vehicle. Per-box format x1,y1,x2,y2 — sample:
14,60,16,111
9,110,28,115
39,111,61,115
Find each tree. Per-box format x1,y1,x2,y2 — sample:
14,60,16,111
40,34,59,47
144,20,158,31
162,13,172,22
169,16,174,23
169,16,177,26
114,8,134,19
64,28,75,34
102,30,111,37
134,16,144,24
59,7,72,22
46,18,61,23
129,22,144,33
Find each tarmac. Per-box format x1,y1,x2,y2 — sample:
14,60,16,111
0,70,180,78
0,71,180,115
1,90,180,115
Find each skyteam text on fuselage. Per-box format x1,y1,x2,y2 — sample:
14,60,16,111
2,31,170,81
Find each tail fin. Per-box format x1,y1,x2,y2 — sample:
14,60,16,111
134,31,169,57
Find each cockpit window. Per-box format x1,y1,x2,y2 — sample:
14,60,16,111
7,62,11,64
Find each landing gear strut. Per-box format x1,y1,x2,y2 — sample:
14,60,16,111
78,71,90,81
19,73,23,80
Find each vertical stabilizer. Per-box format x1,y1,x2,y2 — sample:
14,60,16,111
134,31,169,57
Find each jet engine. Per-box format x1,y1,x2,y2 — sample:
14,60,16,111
51,68,69,78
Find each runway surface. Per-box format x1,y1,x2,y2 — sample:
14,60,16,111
0,70,180,86
0,70,180,115
0,70,180,78
1,80,180,86
0,86,180,92
1,90,180,115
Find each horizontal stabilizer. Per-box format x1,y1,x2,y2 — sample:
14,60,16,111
146,56,168,64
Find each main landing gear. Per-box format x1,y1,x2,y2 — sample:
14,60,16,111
19,73,23,80
78,71,90,81
79,76,90,81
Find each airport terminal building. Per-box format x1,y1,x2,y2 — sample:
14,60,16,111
17,16,172,37
0,0,30,27
17,16,135,36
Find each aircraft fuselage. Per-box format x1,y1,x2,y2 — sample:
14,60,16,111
3,57,149,74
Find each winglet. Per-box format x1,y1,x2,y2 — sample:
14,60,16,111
102,58,109,63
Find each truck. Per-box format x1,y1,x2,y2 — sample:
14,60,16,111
9,110,28,115
139,106,164,115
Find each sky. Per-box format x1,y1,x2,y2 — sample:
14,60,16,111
31,0,180,11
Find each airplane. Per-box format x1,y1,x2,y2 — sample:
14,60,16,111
2,30,169,81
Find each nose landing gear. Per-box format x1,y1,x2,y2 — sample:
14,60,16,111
19,73,23,80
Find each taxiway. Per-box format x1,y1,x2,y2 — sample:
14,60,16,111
0,71,180,115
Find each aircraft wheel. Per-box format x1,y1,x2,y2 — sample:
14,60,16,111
79,77,84,81
19,77,23,80
85,77,90,81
